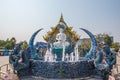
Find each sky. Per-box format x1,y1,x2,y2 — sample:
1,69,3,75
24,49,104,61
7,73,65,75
0,0,120,43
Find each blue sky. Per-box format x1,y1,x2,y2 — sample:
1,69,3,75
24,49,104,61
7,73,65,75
0,0,120,43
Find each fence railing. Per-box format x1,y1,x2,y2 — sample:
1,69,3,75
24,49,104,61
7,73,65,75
0,64,12,78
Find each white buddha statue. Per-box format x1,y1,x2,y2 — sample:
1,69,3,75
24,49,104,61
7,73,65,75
53,28,69,48
53,28,69,61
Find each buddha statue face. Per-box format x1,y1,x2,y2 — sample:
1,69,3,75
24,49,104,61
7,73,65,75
59,28,64,33
53,27,69,48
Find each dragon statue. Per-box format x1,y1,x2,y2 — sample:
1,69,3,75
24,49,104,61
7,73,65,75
80,28,116,79
9,42,31,76
9,28,43,76
94,45,116,80
80,28,98,59
103,44,116,69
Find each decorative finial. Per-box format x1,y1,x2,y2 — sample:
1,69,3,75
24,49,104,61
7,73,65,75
59,13,64,22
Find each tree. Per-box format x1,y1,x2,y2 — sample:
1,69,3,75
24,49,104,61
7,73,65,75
0,37,17,50
80,38,91,49
104,34,112,46
79,39,91,56
95,33,113,47
4,42,12,49
111,42,120,52
10,37,16,49
22,41,28,49
0,40,5,49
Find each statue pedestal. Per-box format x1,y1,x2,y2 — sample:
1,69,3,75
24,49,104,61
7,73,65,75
53,48,63,61
28,60,95,78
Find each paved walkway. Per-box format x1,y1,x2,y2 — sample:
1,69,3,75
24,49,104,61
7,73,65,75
0,56,10,74
0,56,19,80
0,56,9,66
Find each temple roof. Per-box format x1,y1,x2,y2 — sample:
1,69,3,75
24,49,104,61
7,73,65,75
59,14,64,23
57,14,67,30
43,15,80,42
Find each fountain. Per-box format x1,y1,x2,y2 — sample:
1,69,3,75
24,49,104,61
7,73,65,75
9,15,116,80
44,26,80,62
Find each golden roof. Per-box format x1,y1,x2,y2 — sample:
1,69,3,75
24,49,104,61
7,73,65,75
43,15,80,43
59,14,64,23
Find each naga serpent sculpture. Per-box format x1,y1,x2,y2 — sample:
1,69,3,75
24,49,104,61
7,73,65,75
80,28,98,59
9,28,43,75
29,28,43,59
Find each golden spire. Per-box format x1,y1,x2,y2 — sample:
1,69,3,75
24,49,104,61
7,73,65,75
59,13,64,22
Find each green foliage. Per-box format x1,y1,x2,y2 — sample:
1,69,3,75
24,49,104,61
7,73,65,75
4,42,12,49
78,39,91,56
104,34,112,46
0,40,5,48
22,41,28,49
10,37,16,49
80,38,91,49
0,37,28,50
0,37,16,49
111,42,120,52
95,33,113,48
